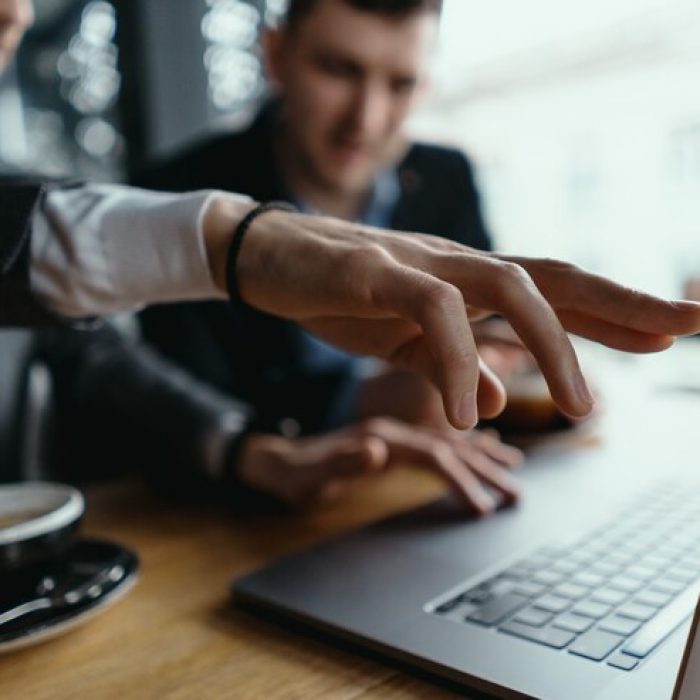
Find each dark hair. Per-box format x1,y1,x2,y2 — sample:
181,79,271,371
285,0,443,26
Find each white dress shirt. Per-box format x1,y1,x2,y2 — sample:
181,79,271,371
29,183,255,479
30,183,251,318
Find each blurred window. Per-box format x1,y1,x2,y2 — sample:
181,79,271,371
410,0,700,296
0,0,124,180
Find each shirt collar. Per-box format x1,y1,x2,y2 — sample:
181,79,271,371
290,167,401,228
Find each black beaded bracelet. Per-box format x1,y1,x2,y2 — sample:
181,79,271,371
225,201,298,307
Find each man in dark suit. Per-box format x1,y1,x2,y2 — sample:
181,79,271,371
136,0,522,506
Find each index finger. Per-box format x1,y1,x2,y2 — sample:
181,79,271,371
506,257,700,337
371,263,481,430
437,255,595,418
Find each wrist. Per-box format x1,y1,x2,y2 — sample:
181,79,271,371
202,194,258,295
235,433,289,492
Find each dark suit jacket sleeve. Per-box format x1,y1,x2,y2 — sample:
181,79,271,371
0,177,64,327
444,151,493,252
430,148,492,250
38,325,256,497
394,146,493,252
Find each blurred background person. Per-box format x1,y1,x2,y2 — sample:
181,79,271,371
133,0,539,511
136,0,533,453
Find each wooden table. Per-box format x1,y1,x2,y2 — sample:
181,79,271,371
0,466,471,700
3,343,698,699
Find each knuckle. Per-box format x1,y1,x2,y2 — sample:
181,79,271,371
429,441,453,464
358,417,390,435
357,436,378,453
491,261,536,305
354,435,376,456
347,242,392,271
540,257,578,274
498,261,531,286
342,244,396,304
421,281,463,313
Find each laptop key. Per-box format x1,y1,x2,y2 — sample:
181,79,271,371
551,560,580,576
512,606,554,628
655,546,686,561
571,601,613,620
518,555,550,571
633,590,673,609
513,581,549,598
446,601,480,618
532,570,567,586
565,551,597,566
571,572,606,588
590,562,622,578
590,587,628,607
622,584,700,658
552,583,589,601
680,554,700,570
639,554,674,570
608,576,644,594
489,579,518,597
569,629,625,661
552,613,594,634
539,547,568,559
607,653,639,671
435,598,462,614
665,566,698,584
603,553,636,568
616,603,658,623
625,565,658,582
650,578,687,595
467,593,530,626
598,615,642,637
502,567,532,581
462,586,493,605
499,621,576,649
533,594,571,614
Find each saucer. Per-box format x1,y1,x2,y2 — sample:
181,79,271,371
0,538,139,653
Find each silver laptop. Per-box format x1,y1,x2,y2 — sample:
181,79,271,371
234,388,700,700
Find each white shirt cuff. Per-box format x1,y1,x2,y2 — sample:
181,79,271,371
30,183,250,318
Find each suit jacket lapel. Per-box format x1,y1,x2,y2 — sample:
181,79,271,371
391,155,423,233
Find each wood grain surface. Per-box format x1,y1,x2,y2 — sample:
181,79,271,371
0,467,470,700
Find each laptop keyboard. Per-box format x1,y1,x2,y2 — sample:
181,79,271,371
430,482,700,672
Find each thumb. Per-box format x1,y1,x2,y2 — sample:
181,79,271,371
477,356,508,419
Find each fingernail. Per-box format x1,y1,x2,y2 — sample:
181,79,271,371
674,299,700,308
575,373,594,408
477,496,496,517
458,391,478,428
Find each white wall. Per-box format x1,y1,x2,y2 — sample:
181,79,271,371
410,0,700,297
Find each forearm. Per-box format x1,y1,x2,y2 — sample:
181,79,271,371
39,325,255,490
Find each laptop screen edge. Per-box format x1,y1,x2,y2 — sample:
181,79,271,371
673,594,700,700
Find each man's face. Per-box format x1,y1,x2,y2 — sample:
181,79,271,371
0,0,33,73
268,0,438,194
